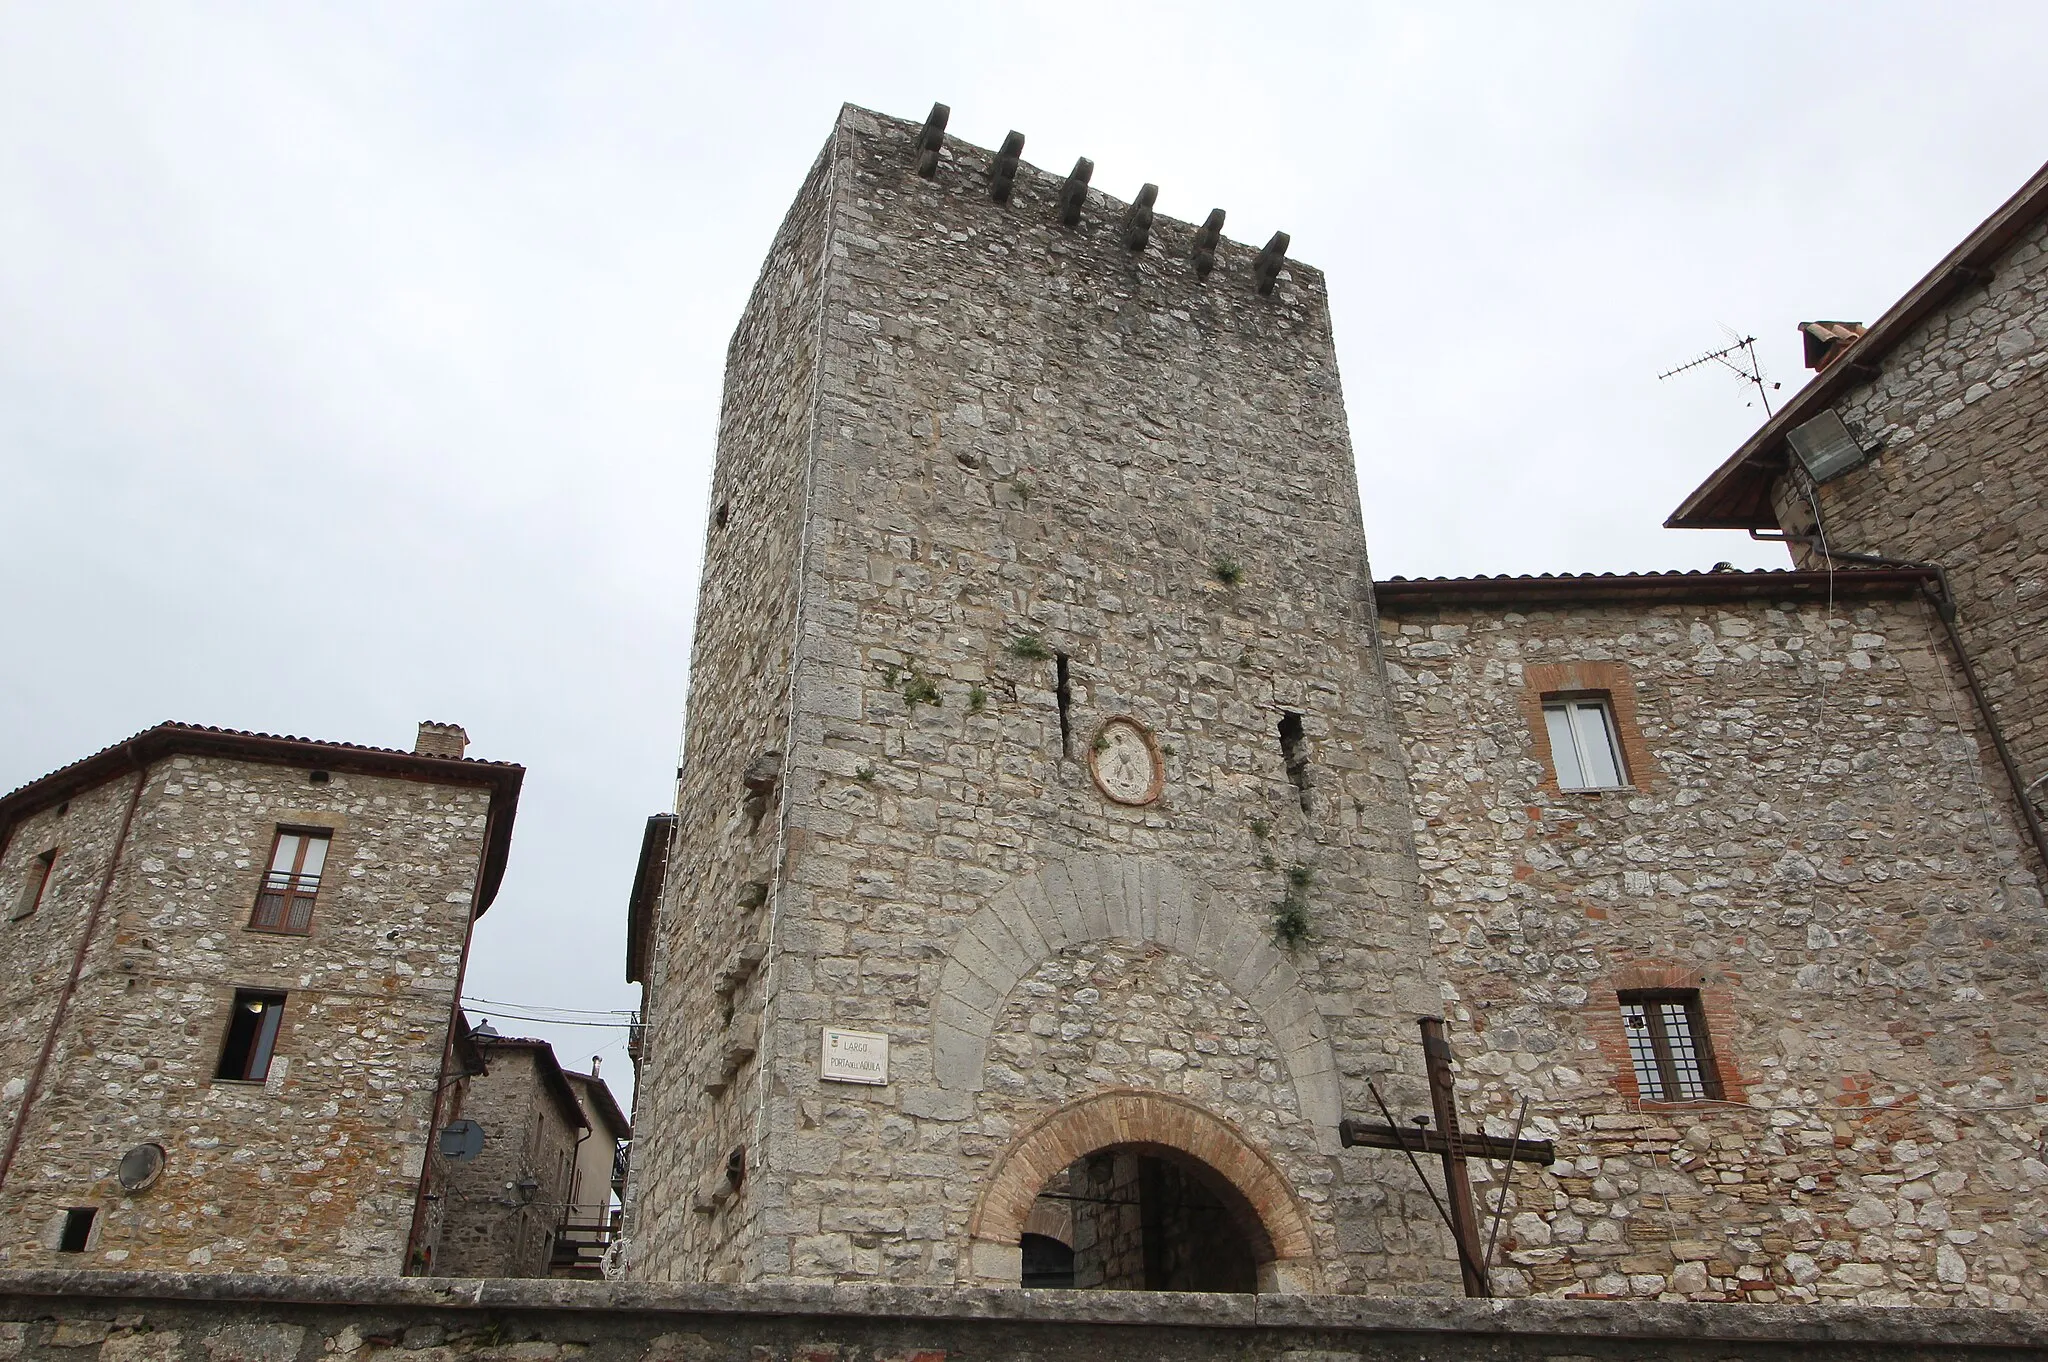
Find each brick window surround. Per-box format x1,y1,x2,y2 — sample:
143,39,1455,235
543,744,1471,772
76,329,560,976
1520,661,1659,794
965,1088,1320,1293
1585,962,1746,1106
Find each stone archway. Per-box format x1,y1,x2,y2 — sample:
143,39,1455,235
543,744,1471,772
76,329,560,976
931,852,1342,1139
965,1088,1322,1293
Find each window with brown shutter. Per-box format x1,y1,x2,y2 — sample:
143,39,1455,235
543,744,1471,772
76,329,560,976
250,829,329,934
12,849,57,922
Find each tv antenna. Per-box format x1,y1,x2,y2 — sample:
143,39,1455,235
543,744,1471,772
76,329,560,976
1658,332,1781,417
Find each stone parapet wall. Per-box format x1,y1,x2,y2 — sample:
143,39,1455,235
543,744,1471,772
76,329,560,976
3,1271,2047,1362
1380,587,2048,1306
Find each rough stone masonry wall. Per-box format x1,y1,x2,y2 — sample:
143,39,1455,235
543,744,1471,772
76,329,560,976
1769,214,2048,814
641,104,1451,1293
624,132,837,1282
435,1049,582,1280
4,1272,2048,1362
1381,589,2048,1308
0,776,143,1182
0,754,490,1275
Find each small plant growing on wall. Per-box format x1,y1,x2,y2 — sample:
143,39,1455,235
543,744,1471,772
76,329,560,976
1248,817,1271,841
968,686,987,714
901,673,942,708
1271,864,1312,949
1212,558,1244,586
1007,634,1052,661
854,765,876,784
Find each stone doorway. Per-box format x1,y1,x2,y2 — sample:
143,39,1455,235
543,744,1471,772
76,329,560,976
1023,1148,1264,1292
967,1088,1321,1292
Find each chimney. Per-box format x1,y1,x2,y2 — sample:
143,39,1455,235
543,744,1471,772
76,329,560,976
1799,320,1867,372
590,1056,601,1078
414,721,469,759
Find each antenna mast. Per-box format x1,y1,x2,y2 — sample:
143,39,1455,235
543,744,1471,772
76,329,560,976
1658,334,1779,417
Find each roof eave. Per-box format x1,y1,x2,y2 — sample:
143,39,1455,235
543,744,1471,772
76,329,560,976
1373,567,1936,610
1667,157,2048,532
0,723,524,917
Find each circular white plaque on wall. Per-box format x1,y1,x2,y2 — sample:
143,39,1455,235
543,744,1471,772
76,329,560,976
1089,717,1164,806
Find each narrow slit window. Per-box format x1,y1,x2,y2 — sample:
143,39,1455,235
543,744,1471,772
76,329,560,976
216,990,288,1082
250,829,329,934
1278,712,1311,813
1054,653,1073,757
57,1207,96,1253
1543,695,1627,790
1619,991,1720,1101
13,849,57,921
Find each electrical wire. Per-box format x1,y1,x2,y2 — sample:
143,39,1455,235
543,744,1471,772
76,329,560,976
462,996,638,1019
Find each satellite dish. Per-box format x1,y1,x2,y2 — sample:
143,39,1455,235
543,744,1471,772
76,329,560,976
116,1143,165,1193
439,1119,486,1161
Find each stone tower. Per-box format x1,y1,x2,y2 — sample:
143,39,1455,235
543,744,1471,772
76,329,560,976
625,103,1447,1293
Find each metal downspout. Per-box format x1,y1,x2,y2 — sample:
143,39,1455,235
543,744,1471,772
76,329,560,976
0,756,148,1193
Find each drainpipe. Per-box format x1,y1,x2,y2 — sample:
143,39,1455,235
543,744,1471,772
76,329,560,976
1753,531,2048,880
0,757,148,1192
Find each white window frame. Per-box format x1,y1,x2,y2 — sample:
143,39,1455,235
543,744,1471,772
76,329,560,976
1542,694,1628,791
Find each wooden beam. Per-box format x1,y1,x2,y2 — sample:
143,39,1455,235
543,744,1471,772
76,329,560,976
988,131,1025,204
1423,1018,1490,1298
1253,230,1290,296
1056,157,1094,227
915,102,950,178
1122,184,1158,251
1339,1121,1555,1166
1190,208,1225,279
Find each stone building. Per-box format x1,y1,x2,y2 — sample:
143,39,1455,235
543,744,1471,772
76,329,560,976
621,104,2048,1306
558,1061,631,1276
624,101,1441,1294
1669,157,2048,882
0,721,522,1275
432,1033,590,1279
1377,567,2048,1306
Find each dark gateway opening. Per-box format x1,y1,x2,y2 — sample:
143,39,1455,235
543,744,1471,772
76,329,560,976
1022,1147,1263,1292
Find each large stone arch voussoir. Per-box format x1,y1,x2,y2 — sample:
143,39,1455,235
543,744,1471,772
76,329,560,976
930,852,1341,1138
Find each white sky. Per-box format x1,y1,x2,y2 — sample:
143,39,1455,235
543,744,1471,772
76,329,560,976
5,3,2045,1106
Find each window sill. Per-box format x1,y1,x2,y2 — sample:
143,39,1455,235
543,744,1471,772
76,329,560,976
1555,785,1637,796
209,1078,273,1088
243,926,315,937
1634,1098,1739,1111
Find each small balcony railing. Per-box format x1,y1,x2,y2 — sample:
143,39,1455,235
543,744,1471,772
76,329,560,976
249,871,321,934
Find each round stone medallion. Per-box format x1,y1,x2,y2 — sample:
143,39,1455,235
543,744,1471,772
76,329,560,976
1089,717,1163,806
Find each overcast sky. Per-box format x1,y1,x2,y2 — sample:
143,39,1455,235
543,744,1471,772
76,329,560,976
5,3,2046,1105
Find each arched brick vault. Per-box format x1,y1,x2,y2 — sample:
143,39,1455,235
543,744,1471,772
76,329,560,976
931,852,1342,1139
966,1088,1323,1291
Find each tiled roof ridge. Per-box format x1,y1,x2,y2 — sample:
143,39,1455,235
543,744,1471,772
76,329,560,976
1377,565,1916,585
1,719,519,807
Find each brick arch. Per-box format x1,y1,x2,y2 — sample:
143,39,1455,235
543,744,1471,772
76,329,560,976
964,1088,1322,1293
930,852,1340,1136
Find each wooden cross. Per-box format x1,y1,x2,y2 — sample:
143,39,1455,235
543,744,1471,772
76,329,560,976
1339,1017,1557,1297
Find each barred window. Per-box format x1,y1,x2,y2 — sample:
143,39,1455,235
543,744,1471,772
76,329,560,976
250,829,329,934
1620,991,1720,1101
